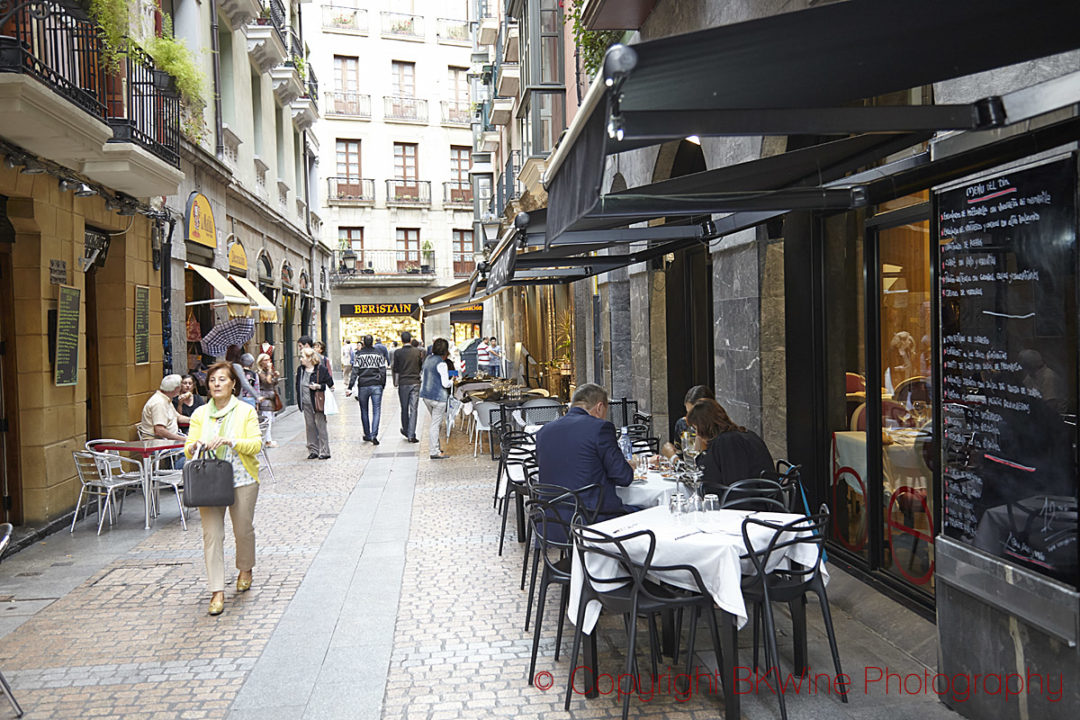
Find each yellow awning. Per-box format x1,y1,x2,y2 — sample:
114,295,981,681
186,264,250,317
230,275,278,323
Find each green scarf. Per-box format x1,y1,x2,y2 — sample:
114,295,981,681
202,395,241,459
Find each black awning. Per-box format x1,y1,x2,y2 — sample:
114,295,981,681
545,0,1080,245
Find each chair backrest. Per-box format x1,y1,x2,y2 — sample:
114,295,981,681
632,411,653,435
761,461,803,513
0,522,13,560
720,477,790,512
893,375,931,405
518,403,566,426
630,437,659,455
500,430,535,451
522,397,561,408
570,521,654,613
526,485,581,556
625,423,650,439
73,451,106,487
473,401,500,430
607,398,638,428
742,507,830,590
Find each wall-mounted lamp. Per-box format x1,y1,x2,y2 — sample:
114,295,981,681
19,158,45,175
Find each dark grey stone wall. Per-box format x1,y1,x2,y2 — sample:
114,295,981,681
607,266,632,402
572,278,591,389
711,230,762,434
629,268,651,412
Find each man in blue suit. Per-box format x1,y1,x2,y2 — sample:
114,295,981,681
536,383,636,521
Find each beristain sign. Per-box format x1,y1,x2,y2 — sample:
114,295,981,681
340,303,417,316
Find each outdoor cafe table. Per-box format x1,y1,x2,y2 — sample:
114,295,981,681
567,505,828,718
95,439,186,530
616,470,681,508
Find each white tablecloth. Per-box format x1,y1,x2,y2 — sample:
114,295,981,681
833,429,931,495
616,471,678,507
568,506,828,633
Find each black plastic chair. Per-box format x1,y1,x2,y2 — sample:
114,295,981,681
492,430,534,510
630,437,660,455
606,398,639,428
741,507,847,720
761,460,804,513
564,522,725,720
498,446,536,556
632,411,653,436
720,477,790,512
0,523,24,717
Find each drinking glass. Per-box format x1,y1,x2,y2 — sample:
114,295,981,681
703,494,720,512
669,491,687,516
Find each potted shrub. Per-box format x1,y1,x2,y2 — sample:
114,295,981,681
420,242,433,273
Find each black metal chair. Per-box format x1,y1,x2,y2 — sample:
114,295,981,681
564,522,725,720
0,523,24,717
632,411,653,436
741,507,847,720
761,460,805,513
719,477,790,512
497,445,536,556
630,437,660,455
606,398,639,428
492,430,534,509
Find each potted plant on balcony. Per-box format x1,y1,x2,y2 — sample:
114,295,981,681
420,242,433,274
404,262,420,275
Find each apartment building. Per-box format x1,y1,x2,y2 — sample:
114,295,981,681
305,0,478,355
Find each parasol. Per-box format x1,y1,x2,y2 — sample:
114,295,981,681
200,317,256,356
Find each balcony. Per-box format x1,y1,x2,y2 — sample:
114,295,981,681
385,179,431,207
383,95,427,123
332,249,436,284
453,252,476,278
327,177,375,204
440,100,471,126
291,66,318,130
437,18,470,45
322,5,368,33
325,91,371,119
219,0,263,31
489,97,513,125
503,22,520,62
477,16,498,46
0,2,182,196
499,149,521,210
270,64,304,104
245,1,288,73
479,129,500,152
496,63,519,97
381,11,424,41
443,181,473,208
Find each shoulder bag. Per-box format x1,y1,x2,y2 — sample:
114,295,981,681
182,421,235,507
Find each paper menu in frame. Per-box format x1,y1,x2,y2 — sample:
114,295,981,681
54,284,80,386
134,284,150,365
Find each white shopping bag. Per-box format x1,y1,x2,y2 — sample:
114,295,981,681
323,389,339,416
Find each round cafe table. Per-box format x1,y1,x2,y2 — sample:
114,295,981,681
94,439,185,529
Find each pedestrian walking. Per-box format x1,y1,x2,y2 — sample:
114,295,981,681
184,362,263,616
420,338,453,459
313,341,333,375
346,335,389,444
391,330,423,443
296,346,334,459
255,352,281,447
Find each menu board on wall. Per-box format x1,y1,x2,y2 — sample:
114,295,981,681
54,285,80,387
938,155,1079,588
134,285,150,365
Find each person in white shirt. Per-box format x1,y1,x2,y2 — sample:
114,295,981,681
476,337,491,376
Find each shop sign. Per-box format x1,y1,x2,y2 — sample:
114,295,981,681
341,303,417,317
185,192,217,248
486,243,516,293
450,304,483,325
228,240,248,273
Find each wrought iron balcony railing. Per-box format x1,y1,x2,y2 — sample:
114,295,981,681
453,252,476,278
0,0,107,119
326,91,371,118
384,95,427,122
385,179,431,206
381,11,423,39
437,18,470,44
502,148,521,205
285,25,302,67
106,44,181,168
441,100,470,125
443,181,473,207
327,176,375,204
321,5,368,33
332,249,435,281
304,65,318,103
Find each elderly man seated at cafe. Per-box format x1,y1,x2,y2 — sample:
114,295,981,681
535,383,636,522
137,374,188,466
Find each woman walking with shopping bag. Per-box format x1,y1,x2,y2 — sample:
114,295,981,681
296,347,334,459
184,362,263,616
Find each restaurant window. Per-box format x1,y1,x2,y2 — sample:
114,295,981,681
453,229,474,277
339,226,363,273
396,228,420,272
520,90,564,158
336,139,362,196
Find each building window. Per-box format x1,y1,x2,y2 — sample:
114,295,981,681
520,90,565,157
396,228,420,272
394,142,418,180
453,229,474,277
335,139,363,197
339,226,363,272
448,66,468,103
333,55,360,114
539,0,561,83
449,145,471,201
391,60,416,96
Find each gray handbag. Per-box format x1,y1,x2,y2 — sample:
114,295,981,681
182,447,235,507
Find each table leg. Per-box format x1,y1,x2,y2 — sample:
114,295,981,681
142,456,152,530
717,609,740,720
582,629,599,699
661,609,676,657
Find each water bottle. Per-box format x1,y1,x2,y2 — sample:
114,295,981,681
618,426,633,462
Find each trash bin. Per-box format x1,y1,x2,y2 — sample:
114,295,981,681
460,337,482,377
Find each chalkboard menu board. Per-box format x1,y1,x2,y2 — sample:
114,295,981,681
134,285,150,365
938,155,1079,588
54,285,80,387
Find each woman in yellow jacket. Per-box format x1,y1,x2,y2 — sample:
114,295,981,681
185,361,263,616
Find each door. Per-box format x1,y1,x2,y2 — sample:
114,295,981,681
335,139,361,198
282,292,295,404
333,55,359,114
665,243,715,439
0,244,21,524
393,143,418,200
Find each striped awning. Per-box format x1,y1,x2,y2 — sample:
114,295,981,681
186,264,250,318
230,274,278,323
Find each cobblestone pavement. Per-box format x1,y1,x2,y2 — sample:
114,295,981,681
1,387,961,720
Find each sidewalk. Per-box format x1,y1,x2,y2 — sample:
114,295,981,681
0,390,963,720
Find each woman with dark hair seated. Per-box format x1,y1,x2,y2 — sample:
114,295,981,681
660,385,716,459
686,398,774,497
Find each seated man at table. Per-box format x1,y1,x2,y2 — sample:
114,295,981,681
137,374,187,467
535,383,636,522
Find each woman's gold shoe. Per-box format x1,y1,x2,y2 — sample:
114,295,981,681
208,594,225,616
236,573,252,592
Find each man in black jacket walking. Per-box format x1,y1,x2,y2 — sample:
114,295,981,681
391,331,423,442
346,335,389,444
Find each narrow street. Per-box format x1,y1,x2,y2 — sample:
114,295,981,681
2,389,957,719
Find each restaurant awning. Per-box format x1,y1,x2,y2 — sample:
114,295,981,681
229,275,278,323
543,0,1080,246
185,264,250,317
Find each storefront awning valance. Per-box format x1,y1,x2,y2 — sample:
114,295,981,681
185,264,249,317
229,275,278,323
544,0,1080,245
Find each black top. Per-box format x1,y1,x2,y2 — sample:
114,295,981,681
698,429,775,497
173,393,205,418
294,363,334,409
348,347,388,388
391,344,423,386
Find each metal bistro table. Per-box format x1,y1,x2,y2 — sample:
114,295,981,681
95,439,186,530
